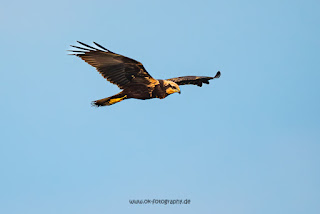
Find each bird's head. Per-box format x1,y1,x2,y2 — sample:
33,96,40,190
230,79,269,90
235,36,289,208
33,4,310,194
164,80,181,95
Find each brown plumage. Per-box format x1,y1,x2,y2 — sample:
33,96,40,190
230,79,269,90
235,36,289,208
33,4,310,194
69,41,221,107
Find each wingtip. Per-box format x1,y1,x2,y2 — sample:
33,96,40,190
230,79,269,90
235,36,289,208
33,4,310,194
76,41,82,46
214,71,221,79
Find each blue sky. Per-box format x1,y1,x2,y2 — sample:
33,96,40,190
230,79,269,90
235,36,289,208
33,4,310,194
1,0,319,213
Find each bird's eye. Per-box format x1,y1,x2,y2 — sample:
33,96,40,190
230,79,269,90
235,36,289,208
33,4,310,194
172,86,176,89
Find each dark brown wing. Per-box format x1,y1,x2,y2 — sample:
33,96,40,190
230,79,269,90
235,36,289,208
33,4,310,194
167,71,221,87
69,41,156,89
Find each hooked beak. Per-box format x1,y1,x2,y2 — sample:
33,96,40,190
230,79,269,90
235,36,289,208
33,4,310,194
166,87,181,95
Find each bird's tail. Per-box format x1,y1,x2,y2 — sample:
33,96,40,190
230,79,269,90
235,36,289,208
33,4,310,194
92,93,127,107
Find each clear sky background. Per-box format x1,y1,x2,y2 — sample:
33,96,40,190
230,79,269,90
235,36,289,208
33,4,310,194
1,0,319,213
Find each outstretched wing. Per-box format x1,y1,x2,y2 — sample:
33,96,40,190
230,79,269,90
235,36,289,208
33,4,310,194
69,41,156,89
167,71,221,87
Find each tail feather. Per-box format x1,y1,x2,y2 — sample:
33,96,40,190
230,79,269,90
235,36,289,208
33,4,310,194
92,94,127,107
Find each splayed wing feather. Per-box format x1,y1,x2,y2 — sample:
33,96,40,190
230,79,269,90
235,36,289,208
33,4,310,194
93,42,114,53
70,45,92,51
76,41,99,50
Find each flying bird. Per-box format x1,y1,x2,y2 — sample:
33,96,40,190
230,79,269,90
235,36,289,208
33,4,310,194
69,41,221,107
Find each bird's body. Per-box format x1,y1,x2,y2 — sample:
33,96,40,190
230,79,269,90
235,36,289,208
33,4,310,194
69,41,221,106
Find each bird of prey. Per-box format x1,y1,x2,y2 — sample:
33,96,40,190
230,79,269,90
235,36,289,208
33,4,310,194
69,41,221,107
